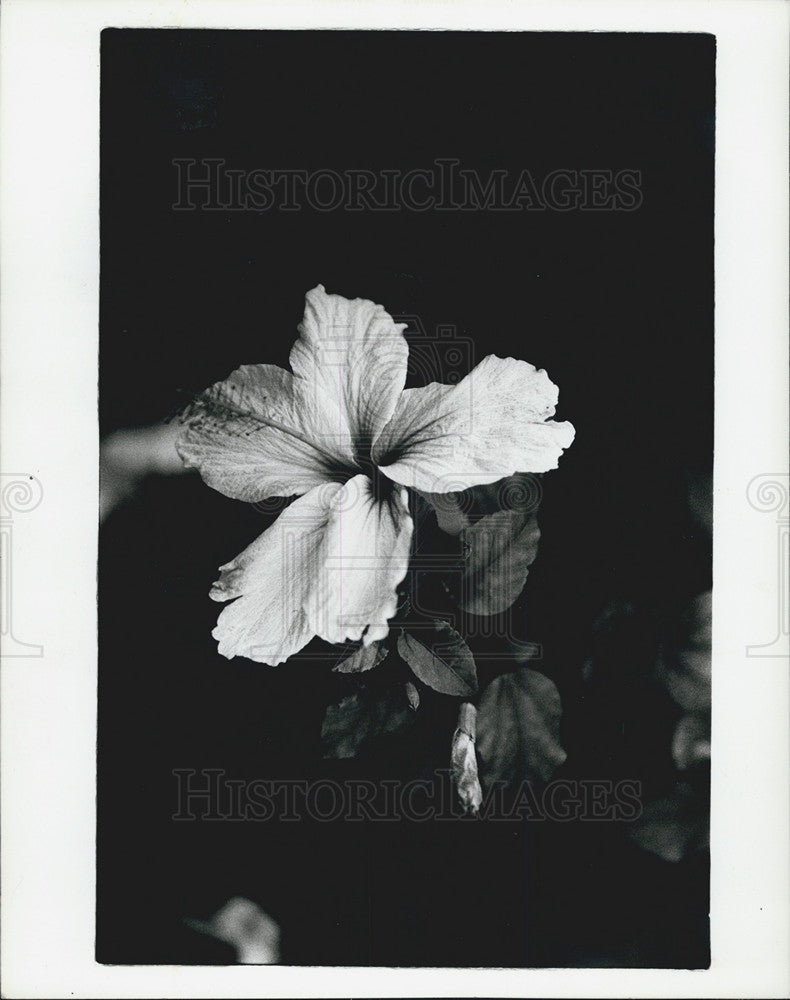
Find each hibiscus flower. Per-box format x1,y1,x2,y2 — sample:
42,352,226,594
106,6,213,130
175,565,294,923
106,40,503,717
177,285,574,664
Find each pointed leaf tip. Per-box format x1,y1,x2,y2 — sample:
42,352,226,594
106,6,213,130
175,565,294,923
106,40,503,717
397,622,477,697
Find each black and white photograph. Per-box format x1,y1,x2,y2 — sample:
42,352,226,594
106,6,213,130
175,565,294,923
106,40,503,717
1,2,788,997
98,28,713,968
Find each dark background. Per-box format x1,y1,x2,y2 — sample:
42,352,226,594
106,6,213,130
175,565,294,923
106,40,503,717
99,30,713,966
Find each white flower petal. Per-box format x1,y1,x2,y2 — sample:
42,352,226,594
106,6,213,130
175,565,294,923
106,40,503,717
290,285,409,462
178,288,408,501
373,354,575,493
306,474,413,646
177,364,345,502
209,483,342,664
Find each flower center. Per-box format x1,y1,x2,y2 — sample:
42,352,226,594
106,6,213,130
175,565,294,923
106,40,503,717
353,454,396,505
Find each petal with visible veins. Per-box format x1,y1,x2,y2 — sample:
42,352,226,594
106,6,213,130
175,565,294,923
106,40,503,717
178,364,346,502
307,474,413,646
373,355,575,493
178,286,410,500
209,483,342,664
290,285,409,464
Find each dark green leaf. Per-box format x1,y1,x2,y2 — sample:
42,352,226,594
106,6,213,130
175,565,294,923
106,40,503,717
671,711,711,771
405,681,420,710
462,473,542,518
460,510,540,615
419,473,542,536
397,622,477,697
476,668,566,786
656,590,711,711
629,782,709,863
321,686,416,759
416,489,471,535
419,474,543,615
332,639,388,673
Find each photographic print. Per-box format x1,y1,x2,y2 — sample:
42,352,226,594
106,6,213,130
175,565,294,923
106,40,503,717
97,29,713,968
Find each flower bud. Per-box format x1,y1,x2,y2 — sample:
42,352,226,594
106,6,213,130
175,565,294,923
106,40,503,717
451,702,482,814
